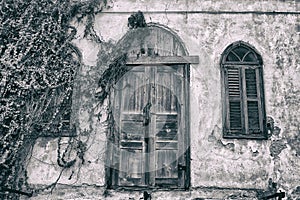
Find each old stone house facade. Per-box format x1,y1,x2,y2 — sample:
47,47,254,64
24,0,299,199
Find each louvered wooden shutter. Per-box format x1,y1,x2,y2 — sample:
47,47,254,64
245,68,262,134
225,67,243,133
224,65,265,138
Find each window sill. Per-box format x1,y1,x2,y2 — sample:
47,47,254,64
223,134,268,140
107,185,189,191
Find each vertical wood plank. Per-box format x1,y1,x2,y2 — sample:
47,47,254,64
121,74,130,126
141,67,149,186
183,64,190,188
241,68,248,134
224,67,230,132
148,66,156,186
256,68,263,132
113,70,124,186
170,72,176,112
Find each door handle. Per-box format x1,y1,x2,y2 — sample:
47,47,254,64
142,102,152,126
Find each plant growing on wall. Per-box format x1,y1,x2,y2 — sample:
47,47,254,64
96,11,148,105
0,0,107,199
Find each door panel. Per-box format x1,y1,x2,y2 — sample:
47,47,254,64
119,149,144,186
156,114,178,141
112,65,187,188
155,150,178,178
153,66,182,186
116,67,149,186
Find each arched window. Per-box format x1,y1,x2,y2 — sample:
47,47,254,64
221,41,267,139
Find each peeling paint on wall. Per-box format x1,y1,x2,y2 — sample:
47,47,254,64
270,140,287,158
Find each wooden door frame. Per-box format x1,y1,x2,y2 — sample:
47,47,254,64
106,56,197,190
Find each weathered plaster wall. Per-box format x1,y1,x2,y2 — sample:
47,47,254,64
25,0,300,199
105,0,298,13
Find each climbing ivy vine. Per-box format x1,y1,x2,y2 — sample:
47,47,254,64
0,0,107,199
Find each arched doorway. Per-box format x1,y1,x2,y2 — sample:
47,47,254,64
106,24,198,189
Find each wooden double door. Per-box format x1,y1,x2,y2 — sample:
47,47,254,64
109,64,189,188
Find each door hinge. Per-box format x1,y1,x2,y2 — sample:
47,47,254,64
178,163,187,171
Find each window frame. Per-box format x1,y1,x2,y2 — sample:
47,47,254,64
221,41,267,140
